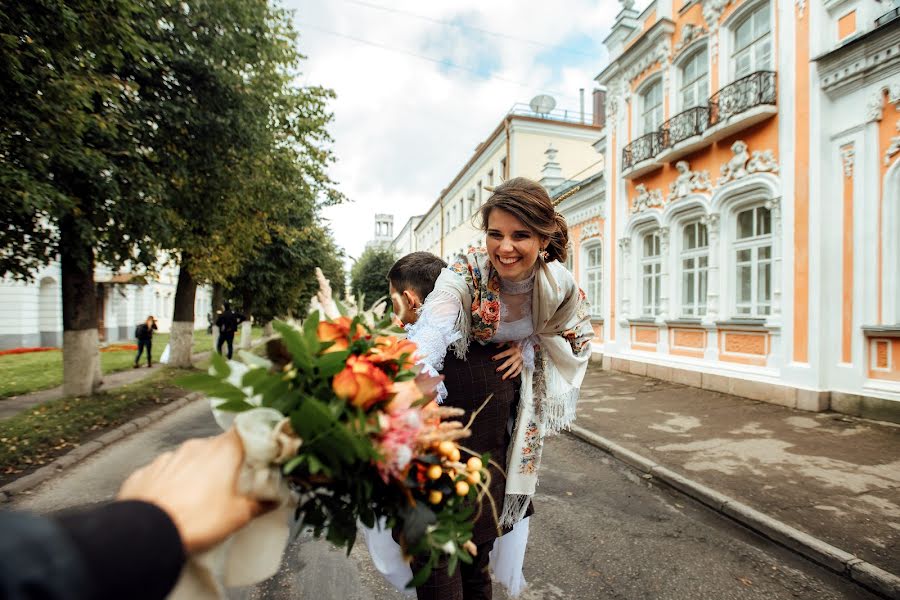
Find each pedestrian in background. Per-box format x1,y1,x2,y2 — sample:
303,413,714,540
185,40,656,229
215,302,244,360
134,315,158,368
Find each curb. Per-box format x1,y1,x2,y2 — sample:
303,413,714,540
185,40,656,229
566,424,900,599
0,392,203,503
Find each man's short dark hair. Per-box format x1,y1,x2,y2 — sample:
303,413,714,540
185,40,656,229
388,252,447,301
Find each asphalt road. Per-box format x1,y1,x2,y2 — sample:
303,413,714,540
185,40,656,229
11,399,879,599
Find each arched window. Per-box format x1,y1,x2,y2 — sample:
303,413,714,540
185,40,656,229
680,221,708,316
733,5,772,79
641,231,661,316
640,80,663,135
584,243,603,318
680,48,709,110
734,205,772,316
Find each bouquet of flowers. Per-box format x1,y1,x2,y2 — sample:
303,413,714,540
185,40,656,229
179,303,492,587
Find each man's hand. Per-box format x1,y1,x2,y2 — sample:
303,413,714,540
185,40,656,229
117,428,267,554
492,342,524,380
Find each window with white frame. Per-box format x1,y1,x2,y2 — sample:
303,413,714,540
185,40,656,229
734,206,772,316
680,221,708,316
680,48,709,110
641,231,661,316
585,243,603,318
733,5,772,79
640,80,663,135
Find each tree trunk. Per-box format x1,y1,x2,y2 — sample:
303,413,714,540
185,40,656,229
169,258,198,368
211,283,224,352
263,321,274,337
60,215,102,396
239,291,253,350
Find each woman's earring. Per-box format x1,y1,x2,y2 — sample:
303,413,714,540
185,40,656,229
539,248,550,261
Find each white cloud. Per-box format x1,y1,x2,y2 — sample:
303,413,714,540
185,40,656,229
283,0,634,261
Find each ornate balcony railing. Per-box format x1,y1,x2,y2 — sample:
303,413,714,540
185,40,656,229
622,131,663,171
660,106,710,150
709,71,777,127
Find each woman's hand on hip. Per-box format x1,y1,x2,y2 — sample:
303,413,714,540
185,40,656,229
492,342,524,380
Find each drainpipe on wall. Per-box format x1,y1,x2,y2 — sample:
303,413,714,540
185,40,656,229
439,197,445,259
504,117,511,180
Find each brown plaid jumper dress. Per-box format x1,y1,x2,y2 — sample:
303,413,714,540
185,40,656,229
410,342,533,600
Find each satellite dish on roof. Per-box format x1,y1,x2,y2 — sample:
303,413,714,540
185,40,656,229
529,94,557,116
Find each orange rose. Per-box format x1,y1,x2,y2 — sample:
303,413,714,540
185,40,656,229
318,317,366,353
369,336,418,371
332,356,392,409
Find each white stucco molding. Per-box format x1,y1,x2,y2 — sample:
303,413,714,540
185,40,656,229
623,208,663,239
709,172,782,214
660,194,713,228
886,121,900,166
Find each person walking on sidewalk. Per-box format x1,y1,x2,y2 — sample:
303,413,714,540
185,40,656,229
215,303,245,360
134,316,158,368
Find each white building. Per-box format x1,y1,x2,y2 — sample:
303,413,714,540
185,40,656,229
0,260,212,350
414,102,605,263
393,215,423,257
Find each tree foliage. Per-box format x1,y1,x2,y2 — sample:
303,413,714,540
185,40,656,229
350,246,396,307
0,0,169,279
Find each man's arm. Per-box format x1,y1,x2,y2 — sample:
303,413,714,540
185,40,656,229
0,501,184,600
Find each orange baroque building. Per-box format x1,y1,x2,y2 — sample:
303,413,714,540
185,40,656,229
574,0,900,422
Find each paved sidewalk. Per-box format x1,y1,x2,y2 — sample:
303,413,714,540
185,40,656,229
574,365,900,579
0,350,212,419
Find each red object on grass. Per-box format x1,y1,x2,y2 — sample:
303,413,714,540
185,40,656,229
0,347,60,356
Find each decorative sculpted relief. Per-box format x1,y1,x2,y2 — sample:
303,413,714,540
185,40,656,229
865,80,900,123
840,146,855,178
674,23,705,54
886,121,900,166
701,0,733,58
718,140,779,185
580,221,602,241
669,160,712,201
631,184,665,214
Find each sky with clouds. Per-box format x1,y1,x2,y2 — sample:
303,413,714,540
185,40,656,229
282,0,642,261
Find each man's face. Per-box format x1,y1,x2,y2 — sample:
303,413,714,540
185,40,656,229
389,283,421,326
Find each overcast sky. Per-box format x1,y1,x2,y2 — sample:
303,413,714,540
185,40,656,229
283,0,638,261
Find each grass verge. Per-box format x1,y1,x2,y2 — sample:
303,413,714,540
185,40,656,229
0,329,225,398
0,367,195,486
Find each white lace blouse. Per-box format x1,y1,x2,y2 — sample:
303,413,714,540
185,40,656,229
407,269,538,401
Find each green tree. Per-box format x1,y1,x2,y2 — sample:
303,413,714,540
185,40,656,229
350,246,396,307
0,0,171,395
138,1,343,365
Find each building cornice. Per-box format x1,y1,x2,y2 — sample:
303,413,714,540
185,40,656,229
816,20,900,97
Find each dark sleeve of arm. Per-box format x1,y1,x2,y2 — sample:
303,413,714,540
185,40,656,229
152,322,158,331
0,501,186,600
54,500,186,600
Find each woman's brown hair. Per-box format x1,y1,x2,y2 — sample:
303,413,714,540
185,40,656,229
478,177,569,262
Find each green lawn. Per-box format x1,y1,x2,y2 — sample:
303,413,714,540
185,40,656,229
0,367,195,483
0,327,262,399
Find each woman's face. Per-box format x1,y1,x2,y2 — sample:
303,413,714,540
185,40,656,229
486,208,545,282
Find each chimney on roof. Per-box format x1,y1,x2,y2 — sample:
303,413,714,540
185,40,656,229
593,88,607,128
539,143,565,192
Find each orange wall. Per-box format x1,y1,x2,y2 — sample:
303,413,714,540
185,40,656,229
841,144,854,364
838,11,857,40
878,95,900,323
610,130,617,341
794,8,810,364
868,338,900,381
719,330,769,366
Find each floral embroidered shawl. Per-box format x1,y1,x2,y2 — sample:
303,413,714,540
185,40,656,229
434,249,593,526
